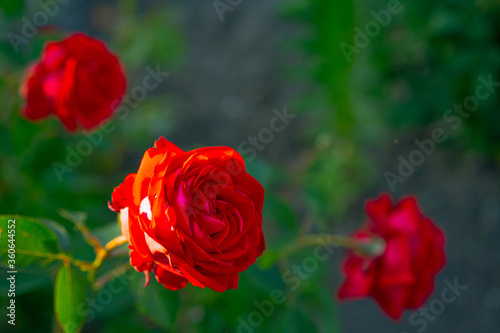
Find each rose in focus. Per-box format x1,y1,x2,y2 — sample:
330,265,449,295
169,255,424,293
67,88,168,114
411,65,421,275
109,137,265,292
337,193,446,320
20,33,126,131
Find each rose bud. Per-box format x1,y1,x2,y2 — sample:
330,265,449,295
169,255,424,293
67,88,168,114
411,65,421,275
109,137,265,292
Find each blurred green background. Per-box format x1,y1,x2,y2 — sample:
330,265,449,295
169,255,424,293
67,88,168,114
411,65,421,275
0,0,499,332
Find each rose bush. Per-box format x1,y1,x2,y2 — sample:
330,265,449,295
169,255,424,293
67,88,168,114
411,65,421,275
109,137,265,292
337,193,446,319
20,33,126,131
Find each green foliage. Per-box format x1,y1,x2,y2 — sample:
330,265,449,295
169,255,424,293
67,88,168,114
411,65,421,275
283,0,377,221
360,0,500,156
305,134,375,223
0,215,66,269
0,1,24,19
54,264,90,333
130,275,180,330
308,0,356,136
282,0,356,136
113,0,186,72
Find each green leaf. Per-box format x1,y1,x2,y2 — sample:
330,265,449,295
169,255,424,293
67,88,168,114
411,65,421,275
130,274,180,330
0,215,65,269
54,264,90,333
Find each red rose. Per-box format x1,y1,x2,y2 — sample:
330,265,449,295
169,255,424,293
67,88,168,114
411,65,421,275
337,193,446,320
20,33,126,131
109,137,265,292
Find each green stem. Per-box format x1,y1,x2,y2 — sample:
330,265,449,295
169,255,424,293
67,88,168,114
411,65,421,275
59,209,128,283
72,258,93,272
88,235,129,282
278,233,359,259
297,233,360,249
268,233,385,265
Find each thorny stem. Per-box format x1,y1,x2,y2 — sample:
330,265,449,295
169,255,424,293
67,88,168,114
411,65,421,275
58,210,130,287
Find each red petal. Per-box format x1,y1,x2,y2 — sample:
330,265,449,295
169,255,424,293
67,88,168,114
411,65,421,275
154,263,188,291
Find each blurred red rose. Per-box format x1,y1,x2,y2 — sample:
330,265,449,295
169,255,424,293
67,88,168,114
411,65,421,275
109,137,265,292
337,193,446,320
20,32,126,131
